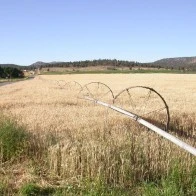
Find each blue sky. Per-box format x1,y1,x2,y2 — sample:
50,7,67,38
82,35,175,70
0,0,196,65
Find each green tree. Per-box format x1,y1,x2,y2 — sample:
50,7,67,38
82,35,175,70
0,66,4,78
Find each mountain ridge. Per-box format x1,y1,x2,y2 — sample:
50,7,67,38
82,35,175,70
154,56,196,68
1,56,196,71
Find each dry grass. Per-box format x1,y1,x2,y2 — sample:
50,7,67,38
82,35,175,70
0,74,195,193
41,66,158,73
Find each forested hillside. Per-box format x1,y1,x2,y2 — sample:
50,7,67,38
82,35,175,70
154,56,196,70
30,58,196,71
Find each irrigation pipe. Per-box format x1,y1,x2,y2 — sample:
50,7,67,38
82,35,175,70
84,96,196,156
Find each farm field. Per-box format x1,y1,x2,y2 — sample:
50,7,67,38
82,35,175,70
0,74,196,195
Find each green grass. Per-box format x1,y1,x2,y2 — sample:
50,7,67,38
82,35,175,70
18,168,196,196
17,163,196,195
19,183,54,196
142,163,196,196
19,183,134,196
0,117,32,162
41,69,196,75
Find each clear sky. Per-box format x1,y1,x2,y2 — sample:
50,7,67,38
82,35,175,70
0,0,196,65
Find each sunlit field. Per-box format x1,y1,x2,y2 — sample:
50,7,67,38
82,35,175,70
0,74,195,195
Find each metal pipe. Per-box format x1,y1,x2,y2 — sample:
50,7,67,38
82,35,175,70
84,96,196,156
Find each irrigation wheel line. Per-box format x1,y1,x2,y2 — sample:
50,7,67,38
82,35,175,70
64,81,83,91
84,96,196,157
78,82,115,102
113,86,170,131
83,82,114,98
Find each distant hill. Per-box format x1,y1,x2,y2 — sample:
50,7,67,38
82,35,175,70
2,56,196,71
30,61,50,68
0,64,21,68
154,56,196,70
29,58,196,71
29,60,138,69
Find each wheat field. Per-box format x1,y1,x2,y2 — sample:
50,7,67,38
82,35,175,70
0,74,195,194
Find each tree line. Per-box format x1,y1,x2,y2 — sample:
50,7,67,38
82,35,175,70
0,66,24,78
35,59,195,71
37,59,151,70
1,59,195,72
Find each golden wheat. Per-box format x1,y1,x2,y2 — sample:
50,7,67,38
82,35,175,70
0,74,195,189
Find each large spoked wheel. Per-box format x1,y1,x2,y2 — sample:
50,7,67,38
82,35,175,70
55,80,67,89
64,81,83,92
79,82,114,103
113,86,170,131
